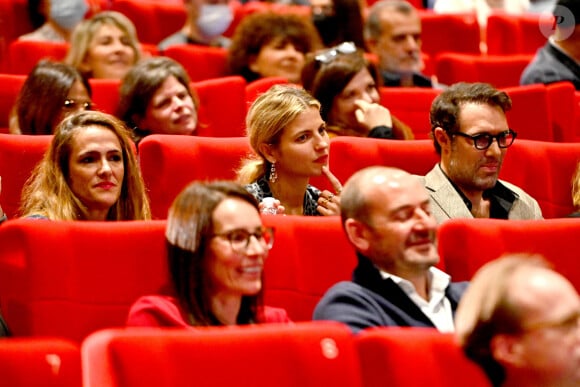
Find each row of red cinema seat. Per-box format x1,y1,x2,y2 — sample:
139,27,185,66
0,70,577,139
0,322,491,387
1,215,580,385
1,133,579,221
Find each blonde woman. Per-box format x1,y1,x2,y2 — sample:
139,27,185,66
65,11,141,79
20,110,151,221
237,84,342,216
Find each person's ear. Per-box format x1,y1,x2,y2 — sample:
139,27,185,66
491,334,526,367
258,143,277,164
344,218,371,253
434,127,451,153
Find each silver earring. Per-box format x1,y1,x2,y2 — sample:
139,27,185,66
269,162,278,183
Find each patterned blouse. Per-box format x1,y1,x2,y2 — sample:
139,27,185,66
245,176,322,216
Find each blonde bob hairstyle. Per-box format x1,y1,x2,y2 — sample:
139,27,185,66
20,110,151,221
65,11,141,78
236,84,321,184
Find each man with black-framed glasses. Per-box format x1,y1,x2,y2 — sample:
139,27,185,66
422,82,543,223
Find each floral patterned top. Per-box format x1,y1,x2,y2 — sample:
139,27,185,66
245,176,322,216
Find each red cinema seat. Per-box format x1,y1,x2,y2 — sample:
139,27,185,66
0,219,168,342
438,218,580,287
419,12,481,57
245,76,289,108
486,13,550,55
502,84,553,142
435,53,533,89
89,78,121,116
0,73,26,128
311,137,438,192
82,322,361,387
163,44,230,82
262,215,355,321
138,135,251,219
8,40,69,75
545,82,578,142
0,133,52,219
192,76,246,137
0,337,81,387
110,0,186,45
356,327,491,387
379,87,442,139
0,0,34,72
500,139,579,218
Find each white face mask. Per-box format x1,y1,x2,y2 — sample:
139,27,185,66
196,4,233,39
50,0,89,31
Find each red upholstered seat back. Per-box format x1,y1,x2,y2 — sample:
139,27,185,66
163,45,230,82
486,13,550,55
82,322,362,387
419,12,481,57
8,40,69,75
0,219,168,342
0,73,25,128
356,328,492,387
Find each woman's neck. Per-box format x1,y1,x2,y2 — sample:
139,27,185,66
210,293,242,326
86,208,110,221
269,174,310,215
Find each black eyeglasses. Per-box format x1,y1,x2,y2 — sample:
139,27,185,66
315,41,357,64
452,129,517,150
63,99,92,111
211,227,274,253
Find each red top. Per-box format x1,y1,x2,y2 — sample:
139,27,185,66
126,295,291,327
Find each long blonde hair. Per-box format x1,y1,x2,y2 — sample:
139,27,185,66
572,162,580,211
20,111,151,220
236,84,321,184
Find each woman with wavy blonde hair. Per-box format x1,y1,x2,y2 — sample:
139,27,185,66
237,84,342,216
20,110,151,221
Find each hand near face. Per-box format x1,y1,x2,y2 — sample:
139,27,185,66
259,197,286,215
354,99,393,132
317,166,342,216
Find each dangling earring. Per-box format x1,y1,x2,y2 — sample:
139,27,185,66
269,162,278,183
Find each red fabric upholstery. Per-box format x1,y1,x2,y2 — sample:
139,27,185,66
438,218,580,287
0,133,52,218
486,13,550,55
311,137,438,192
8,40,69,75
0,219,168,342
546,82,578,142
0,337,81,387
89,78,121,116
0,73,25,128
0,0,33,72
192,76,247,137
138,135,251,219
82,322,361,387
262,215,356,321
435,53,533,89
245,76,289,108
502,84,553,141
163,45,230,82
419,12,481,57
500,139,579,218
379,87,442,139
356,327,491,387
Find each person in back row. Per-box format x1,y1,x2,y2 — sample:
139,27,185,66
313,166,468,333
422,82,543,223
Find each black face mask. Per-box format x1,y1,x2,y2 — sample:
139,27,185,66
312,13,338,47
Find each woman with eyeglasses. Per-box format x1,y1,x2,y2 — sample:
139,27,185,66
301,42,414,140
9,60,93,135
127,181,290,327
237,84,343,216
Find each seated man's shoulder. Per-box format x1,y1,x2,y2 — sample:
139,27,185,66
498,179,543,219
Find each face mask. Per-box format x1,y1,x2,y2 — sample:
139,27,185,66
312,13,338,47
50,0,89,31
197,4,233,39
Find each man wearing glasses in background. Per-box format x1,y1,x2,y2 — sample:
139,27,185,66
422,82,543,223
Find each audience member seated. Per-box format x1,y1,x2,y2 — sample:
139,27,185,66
9,60,92,135
65,11,142,79
19,110,151,221
313,166,468,333
227,12,322,84
520,0,580,90
19,0,88,43
127,181,290,327
455,254,580,387
422,82,543,223
237,85,342,216
309,0,365,49
569,161,580,217
117,57,198,145
302,42,414,140
158,0,233,50
364,0,441,88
